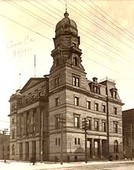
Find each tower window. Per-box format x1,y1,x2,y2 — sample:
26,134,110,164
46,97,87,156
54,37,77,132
73,57,78,66
73,76,80,87
55,97,59,107
55,115,61,129
74,97,79,106
74,114,80,128
54,77,60,87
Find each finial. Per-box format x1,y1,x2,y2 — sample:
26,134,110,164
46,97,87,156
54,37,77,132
65,1,67,13
64,0,69,18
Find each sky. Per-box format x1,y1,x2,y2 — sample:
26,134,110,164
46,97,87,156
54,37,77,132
0,0,134,130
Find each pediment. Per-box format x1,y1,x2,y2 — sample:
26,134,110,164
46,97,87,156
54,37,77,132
21,78,44,92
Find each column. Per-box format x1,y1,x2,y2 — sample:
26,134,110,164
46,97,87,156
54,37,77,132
91,138,95,158
99,139,102,158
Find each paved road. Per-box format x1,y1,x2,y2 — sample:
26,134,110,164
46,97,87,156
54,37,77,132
1,160,134,170
44,161,134,170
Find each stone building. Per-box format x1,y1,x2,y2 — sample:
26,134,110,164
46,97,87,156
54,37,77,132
122,109,134,159
9,11,123,162
0,129,10,160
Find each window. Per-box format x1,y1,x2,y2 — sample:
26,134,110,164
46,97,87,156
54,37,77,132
73,57,78,66
114,107,117,115
58,138,61,145
102,105,106,113
89,83,100,94
55,138,57,145
102,121,106,132
93,85,100,93
87,119,92,130
55,97,59,107
12,144,15,155
114,140,118,153
12,130,15,139
74,138,77,145
74,138,80,145
55,138,60,145
74,97,79,106
54,77,60,87
74,115,80,128
94,119,99,131
113,122,118,133
87,101,91,109
78,138,80,145
110,88,117,99
73,76,80,87
95,103,99,111
55,116,61,129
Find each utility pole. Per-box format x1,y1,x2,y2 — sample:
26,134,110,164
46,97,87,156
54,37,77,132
130,124,133,160
40,109,44,163
106,82,109,158
82,117,88,163
59,115,66,165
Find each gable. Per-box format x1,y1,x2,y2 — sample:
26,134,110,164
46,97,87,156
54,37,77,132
21,78,44,92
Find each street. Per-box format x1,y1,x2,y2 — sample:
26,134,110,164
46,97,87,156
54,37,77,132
1,160,134,170
54,161,134,170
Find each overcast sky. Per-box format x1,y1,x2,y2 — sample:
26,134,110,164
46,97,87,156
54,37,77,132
0,0,134,130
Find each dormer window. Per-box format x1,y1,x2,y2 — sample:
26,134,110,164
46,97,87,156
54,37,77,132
89,84,100,94
110,88,117,99
89,77,101,94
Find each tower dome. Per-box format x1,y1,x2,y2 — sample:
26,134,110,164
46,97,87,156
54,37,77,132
55,11,78,37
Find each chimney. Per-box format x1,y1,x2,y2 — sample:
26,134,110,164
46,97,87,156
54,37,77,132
93,77,98,83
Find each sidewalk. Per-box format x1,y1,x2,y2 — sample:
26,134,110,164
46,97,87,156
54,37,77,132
0,159,134,170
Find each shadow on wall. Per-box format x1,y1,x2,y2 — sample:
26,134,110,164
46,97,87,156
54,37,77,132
74,146,85,161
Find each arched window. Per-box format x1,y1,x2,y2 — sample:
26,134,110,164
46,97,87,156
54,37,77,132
73,57,78,66
114,140,118,153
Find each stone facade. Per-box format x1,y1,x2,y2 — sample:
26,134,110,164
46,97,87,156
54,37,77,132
0,130,10,160
122,109,134,159
9,11,123,162
9,77,49,161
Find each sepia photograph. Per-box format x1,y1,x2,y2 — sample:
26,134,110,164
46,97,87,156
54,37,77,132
0,0,134,169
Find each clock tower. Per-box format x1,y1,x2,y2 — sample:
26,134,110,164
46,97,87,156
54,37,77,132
49,11,87,161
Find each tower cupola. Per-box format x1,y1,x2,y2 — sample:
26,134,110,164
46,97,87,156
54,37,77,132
50,11,84,73
55,11,78,37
